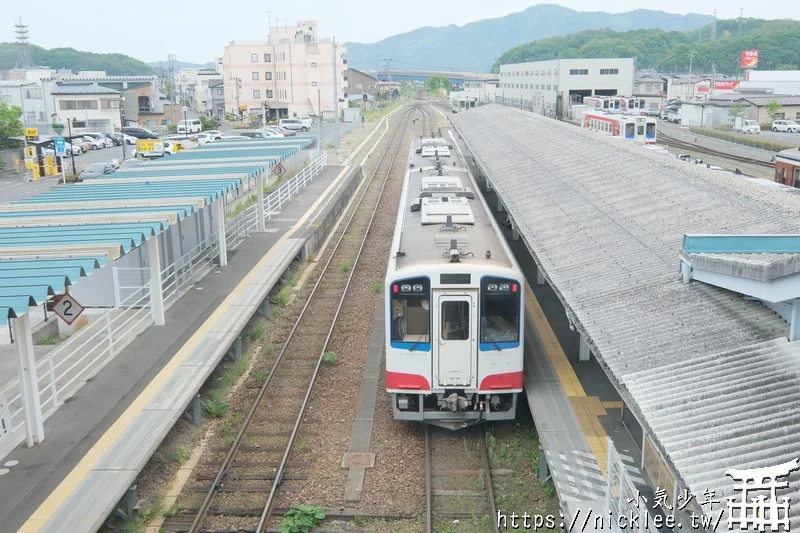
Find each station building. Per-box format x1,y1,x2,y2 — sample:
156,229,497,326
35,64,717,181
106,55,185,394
497,58,634,116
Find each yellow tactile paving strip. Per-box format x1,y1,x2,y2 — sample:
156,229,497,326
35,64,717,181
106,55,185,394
525,283,609,475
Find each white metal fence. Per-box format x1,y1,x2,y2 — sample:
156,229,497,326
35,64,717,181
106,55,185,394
0,149,329,459
605,437,660,533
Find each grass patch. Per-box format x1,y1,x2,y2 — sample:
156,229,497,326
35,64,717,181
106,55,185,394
120,494,164,533
163,503,181,517
280,505,325,533
690,126,797,152
246,322,267,342
168,445,190,465
372,283,382,293
322,351,338,365
254,368,269,382
36,336,60,346
542,478,556,497
293,438,310,453
272,283,293,307
202,397,229,418
339,261,352,273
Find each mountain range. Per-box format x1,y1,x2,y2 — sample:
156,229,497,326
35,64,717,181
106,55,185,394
345,4,713,72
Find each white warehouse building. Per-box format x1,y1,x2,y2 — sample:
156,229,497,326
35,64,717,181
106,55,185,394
497,58,635,117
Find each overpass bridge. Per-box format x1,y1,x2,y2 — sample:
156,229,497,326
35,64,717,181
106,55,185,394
364,69,496,85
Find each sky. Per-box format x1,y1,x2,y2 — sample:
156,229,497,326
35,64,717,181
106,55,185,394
2,0,799,64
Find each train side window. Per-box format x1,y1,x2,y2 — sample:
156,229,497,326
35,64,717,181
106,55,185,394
441,301,469,341
626,123,635,138
480,278,520,343
391,278,430,344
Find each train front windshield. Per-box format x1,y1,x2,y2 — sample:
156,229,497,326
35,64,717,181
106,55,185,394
391,277,430,347
480,277,520,345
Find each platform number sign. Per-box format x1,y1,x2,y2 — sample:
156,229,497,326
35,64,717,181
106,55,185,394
273,162,287,178
52,294,85,325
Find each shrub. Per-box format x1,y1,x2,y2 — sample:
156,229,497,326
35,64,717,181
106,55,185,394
246,322,267,342
339,261,352,273
280,506,325,533
690,126,795,152
322,351,338,365
169,445,190,464
372,283,382,293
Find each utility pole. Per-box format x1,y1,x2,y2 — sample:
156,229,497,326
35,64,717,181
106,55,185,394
167,53,176,104
383,57,392,101
710,63,717,99
332,36,340,155
688,51,696,75
711,10,717,41
739,8,743,36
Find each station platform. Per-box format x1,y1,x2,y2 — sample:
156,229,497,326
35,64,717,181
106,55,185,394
1,163,363,532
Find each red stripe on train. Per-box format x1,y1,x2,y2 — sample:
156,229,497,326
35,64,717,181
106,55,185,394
386,371,431,391
479,371,523,391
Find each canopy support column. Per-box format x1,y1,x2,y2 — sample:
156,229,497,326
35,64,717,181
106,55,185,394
13,314,44,446
148,236,165,326
257,172,265,231
216,199,228,267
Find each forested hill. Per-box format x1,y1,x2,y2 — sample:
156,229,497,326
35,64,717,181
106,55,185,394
494,19,800,75
345,5,712,72
0,44,153,75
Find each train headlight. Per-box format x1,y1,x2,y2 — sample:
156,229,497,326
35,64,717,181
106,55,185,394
487,284,498,291
401,284,412,292
499,283,510,292
413,284,423,292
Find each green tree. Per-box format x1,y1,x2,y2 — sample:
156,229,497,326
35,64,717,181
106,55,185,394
426,76,452,96
763,100,783,120
199,115,220,130
728,102,748,124
0,102,23,150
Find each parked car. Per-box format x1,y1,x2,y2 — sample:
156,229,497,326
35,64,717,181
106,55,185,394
81,136,106,150
219,134,252,140
78,162,115,181
193,133,215,144
734,119,761,134
176,119,203,134
105,132,124,146
642,108,661,117
122,134,137,145
772,120,800,133
202,129,223,140
122,127,159,139
279,118,310,132
264,126,294,137
240,130,279,139
83,133,114,148
67,137,91,152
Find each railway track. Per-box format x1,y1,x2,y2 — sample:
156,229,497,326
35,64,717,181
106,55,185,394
654,132,774,169
425,426,500,533
164,105,419,533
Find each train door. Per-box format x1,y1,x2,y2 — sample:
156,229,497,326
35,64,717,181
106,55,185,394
434,293,477,388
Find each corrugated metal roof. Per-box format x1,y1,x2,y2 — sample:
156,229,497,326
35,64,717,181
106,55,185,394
0,136,312,326
452,104,800,518
51,83,120,95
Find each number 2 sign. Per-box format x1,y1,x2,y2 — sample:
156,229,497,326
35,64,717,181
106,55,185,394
52,294,85,325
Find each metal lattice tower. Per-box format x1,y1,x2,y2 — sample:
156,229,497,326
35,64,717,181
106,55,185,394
14,18,34,69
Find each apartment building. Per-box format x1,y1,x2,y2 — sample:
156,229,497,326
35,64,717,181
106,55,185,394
50,83,122,133
221,20,348,120
178,68,223,113
498,58,634,116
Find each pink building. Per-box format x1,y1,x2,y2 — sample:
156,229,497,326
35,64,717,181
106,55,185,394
221,20,348,120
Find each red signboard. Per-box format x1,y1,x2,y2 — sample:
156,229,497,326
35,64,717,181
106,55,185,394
697,81,741,93
741,50,759,69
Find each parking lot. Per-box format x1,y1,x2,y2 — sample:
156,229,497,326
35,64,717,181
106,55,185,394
757,128,800,145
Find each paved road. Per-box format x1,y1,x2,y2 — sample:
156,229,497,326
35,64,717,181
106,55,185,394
0,145,131,202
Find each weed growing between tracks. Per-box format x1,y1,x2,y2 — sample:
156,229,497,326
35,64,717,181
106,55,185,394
488,409,560,532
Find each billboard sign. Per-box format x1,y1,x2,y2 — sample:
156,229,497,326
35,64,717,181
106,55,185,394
741,50,759,69
697,81,741,93
136,139,164,158
25,127,38,141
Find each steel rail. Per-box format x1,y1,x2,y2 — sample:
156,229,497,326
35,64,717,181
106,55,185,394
188,104,419,533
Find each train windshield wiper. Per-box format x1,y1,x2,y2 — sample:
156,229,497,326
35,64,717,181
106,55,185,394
485,331,503,351
409,335,426,352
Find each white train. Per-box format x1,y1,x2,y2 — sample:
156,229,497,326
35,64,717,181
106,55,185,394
384,135,524,430
583,96,647,114
582,111,658,144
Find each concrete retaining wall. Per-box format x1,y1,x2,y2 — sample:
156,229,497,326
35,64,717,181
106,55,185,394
299,165,364,261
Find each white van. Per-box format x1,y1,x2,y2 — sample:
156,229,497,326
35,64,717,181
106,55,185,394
177,119,203,134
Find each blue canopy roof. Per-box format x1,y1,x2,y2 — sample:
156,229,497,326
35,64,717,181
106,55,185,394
0,137,314,326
